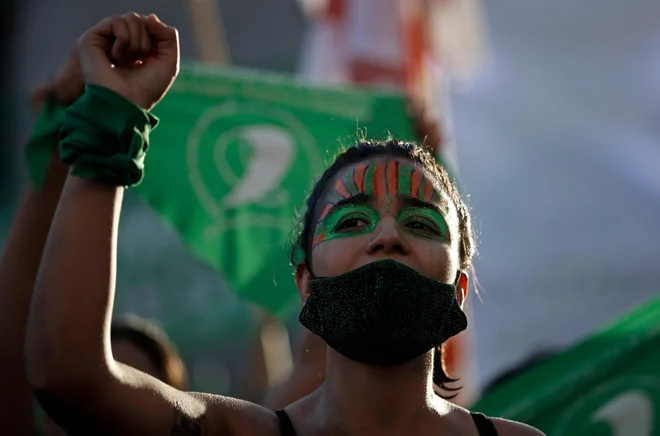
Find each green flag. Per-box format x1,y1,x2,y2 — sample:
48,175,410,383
136,63,415,317
24,63,415,320
474,296,660,436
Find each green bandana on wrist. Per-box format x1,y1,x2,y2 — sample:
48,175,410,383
59,84,159,187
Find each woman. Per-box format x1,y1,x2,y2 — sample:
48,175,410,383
263,100,462,413
0,38,188,436
25,12,544,436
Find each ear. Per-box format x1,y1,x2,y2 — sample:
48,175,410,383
295,263,312,305
455,271,469,307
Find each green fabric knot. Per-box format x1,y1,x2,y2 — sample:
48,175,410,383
59,84,159,187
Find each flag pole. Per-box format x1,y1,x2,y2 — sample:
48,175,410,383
186,0,231,64
185,0,294,392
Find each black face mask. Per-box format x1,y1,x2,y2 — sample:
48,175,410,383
299,259,468,366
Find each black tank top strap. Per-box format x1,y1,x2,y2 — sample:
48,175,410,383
274,409,298,436
276,409,496,435
470,412,499,436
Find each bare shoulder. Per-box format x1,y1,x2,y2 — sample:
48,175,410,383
490,417,546,436
192,392,280,436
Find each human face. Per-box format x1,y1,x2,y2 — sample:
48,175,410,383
302,157,461,289
111,338,161,379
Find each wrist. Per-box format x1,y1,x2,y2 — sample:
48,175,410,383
82,84,157,125
58,85,159,187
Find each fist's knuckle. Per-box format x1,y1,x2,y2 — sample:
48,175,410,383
75,34,90,50
107,16,123,29
115,17,129,27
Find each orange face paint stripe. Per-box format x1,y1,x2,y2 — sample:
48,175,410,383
424,179,434,203
312,232,327,248
354,163,367,194
370,162,379,197
387,159,399,197
410,168,422,199
318,203,334,221
334,178,352,199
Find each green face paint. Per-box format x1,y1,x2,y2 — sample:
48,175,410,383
397,205,451,242
313,158,451,248
312,203,380,247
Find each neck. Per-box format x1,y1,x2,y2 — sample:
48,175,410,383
313,347,439,435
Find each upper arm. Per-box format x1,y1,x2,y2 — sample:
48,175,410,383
491,417,547,436
35,363,276,436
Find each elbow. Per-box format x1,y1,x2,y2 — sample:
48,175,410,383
25,351,75,400
24,329,52,394
27,360,110,409
24,295,111,400
26,361,106,427
24,323,66,395
25,342,110,402
25,355,65,398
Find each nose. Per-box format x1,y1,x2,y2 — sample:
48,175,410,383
367,217,410,255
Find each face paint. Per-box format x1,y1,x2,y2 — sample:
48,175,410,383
312,203,380,248
313,159,450,247
397,206,451,242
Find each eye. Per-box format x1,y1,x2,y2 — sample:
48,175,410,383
404,217,441,236
335,215,371,232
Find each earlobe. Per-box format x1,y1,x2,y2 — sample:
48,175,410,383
295,263,312,304
455,271,469,307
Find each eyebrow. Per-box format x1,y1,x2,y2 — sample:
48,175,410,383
322,193,372,219
319,193,447,223
399,195,447,217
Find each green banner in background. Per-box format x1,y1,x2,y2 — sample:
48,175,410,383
139,63,415,318
474,296,660,436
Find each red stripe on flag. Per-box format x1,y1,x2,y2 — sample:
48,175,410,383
326,0,345,22
349,61,404,86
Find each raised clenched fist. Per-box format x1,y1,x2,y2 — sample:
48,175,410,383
77,12,179,110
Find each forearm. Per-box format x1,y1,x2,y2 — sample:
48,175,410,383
0,156,67,369
26,174,124,394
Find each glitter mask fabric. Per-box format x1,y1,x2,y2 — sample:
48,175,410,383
299,259,468,365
